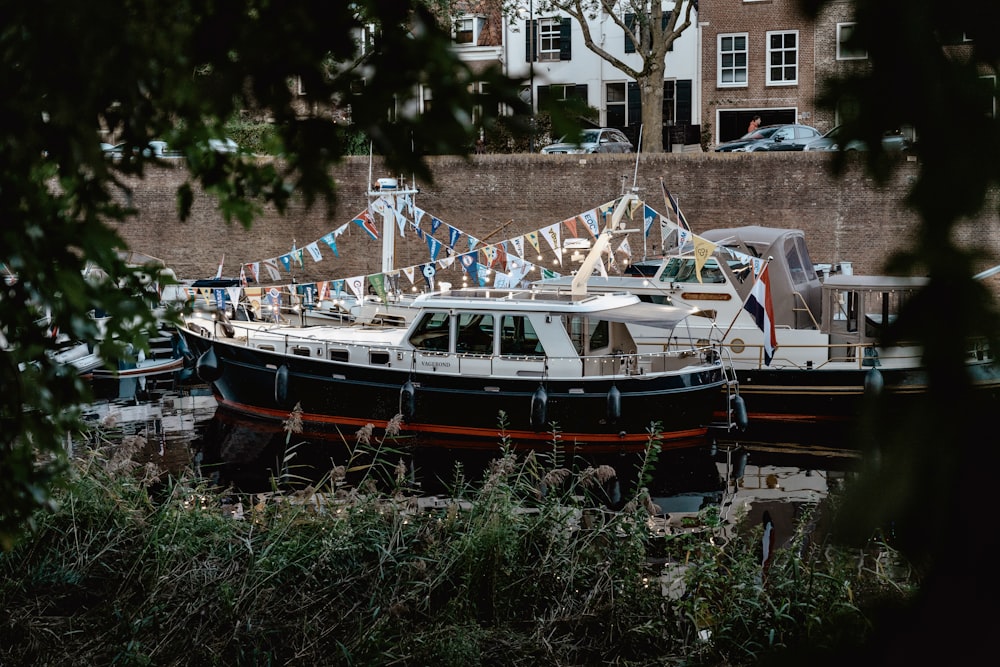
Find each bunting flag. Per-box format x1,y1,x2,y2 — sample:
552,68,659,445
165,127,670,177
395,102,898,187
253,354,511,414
225,286,242,309
510,235,525,259
292,243,304,267
579,208,600,236
266,287,282,322
353,210,379,240
346,275,365,301
541,223,561,263
331,279,345,297
420,264,436,291
494,241,509,272
617,239,633,264
214,254,225,279
413,206,426,229
438,253,455,269
430,217,443,236
306,242,323,262
403,266,416,285
540,267,560,280
239,264,248,287
426,235,443,261
448,225,461,249
316,281,330,302
744,263,778,365
693,236,717,283
263,259,281,281
476,265,490,287
279,254,292,273
368,273,386,303
395,208,407,237
460,252,479,281
644,205,657,238
297,283,317,309
481,245,496,267
467,235,479,252
334,223,348,238
493,272,513,289
247,262,260,284
563,216,579,237
320,232,339,258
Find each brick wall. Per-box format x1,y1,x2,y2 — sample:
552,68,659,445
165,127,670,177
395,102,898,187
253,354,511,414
110,153,1000,290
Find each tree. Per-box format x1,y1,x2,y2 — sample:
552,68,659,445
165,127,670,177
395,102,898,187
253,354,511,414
533,1,696,152
785,1,1000,662
0,0,525,549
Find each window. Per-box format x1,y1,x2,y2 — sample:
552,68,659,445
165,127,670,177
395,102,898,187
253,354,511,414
606,82,628,127
526,18,571,63
767,31,798,85
836,23,866,60
537,83,587,109
500,315,542,356
454,15,485,46
718,34,748,87
456,313,494,354
421,85,432,113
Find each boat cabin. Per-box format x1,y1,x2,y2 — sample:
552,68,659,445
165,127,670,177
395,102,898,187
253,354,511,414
820,275,926,363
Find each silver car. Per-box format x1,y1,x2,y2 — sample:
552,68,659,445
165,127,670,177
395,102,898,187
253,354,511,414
541,128,634,154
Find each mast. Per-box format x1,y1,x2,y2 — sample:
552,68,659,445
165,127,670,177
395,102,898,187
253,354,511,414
367,176,420,275
570,192,639,296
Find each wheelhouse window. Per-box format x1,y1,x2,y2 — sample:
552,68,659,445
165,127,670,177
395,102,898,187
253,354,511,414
718,34,748,87
410,311,451,351
456,313,494,354
499,315,543,356
836,23,867,60
767,31,798,85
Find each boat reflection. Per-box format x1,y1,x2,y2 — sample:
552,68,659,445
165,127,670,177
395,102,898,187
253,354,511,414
193,404,860,513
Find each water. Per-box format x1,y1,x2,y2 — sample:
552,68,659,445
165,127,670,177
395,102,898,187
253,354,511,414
83,377,858,535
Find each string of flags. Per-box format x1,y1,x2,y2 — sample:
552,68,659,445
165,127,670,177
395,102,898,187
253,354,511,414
187,189,769,309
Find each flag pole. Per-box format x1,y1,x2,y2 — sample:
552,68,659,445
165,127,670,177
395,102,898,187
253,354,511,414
720,256,772,341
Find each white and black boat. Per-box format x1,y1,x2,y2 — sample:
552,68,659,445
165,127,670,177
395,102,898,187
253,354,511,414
535,225,1000,432
178,195,735,455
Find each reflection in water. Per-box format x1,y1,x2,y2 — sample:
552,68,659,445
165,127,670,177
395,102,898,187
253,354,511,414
193,405,860,514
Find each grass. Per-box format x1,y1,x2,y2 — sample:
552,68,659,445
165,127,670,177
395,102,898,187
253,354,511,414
0,410,918,666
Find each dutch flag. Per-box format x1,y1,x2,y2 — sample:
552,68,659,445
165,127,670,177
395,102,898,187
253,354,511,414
743,263,778,365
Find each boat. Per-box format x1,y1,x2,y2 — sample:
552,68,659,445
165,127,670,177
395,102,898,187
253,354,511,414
177,194,735,464
534,224,1000,433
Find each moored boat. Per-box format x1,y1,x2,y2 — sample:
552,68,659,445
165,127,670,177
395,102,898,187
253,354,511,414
178,195,735,459
535,225,1000,432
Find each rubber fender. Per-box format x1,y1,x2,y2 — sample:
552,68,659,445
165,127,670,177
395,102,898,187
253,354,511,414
530,385,548,431
274,364,290,406
172,332,194,361
864,367,884,396
195,347,222,382
731,394,749,431
731,450,748,481
606,385,622,424
400,380,416,422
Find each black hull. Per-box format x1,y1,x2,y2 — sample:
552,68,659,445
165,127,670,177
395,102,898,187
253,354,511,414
180,329,727,454
721,362,1000,433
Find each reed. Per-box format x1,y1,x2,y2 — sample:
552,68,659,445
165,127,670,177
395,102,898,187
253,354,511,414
0,414,917,666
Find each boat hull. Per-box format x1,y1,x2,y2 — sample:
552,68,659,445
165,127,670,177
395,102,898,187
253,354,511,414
179,328,726,454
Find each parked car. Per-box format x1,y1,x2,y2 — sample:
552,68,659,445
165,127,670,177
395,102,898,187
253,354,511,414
541,128,634,154
803,125,911,152
714,124,822,152
102,138,239,159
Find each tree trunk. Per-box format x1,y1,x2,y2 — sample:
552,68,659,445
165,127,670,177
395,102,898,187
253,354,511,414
639,64,665,153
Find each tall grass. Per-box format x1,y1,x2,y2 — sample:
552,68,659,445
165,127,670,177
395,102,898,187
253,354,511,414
0,413,917,666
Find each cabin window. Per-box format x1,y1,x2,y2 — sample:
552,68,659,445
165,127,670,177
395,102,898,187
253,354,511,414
499,315,543,356
657,257,726,284
329,349,349,362
410,311,451,351
456,313,494,354
565,316,609,355
291,346,311,357
369,351,390,365
784,236,817,285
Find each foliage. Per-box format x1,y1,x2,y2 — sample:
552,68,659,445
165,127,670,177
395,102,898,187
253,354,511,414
0,422,917,666
793,0,1000,661
0,0,526,549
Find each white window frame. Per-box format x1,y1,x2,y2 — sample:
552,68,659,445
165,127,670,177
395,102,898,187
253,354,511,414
766,30,798,86
454,14,485,46
718,33,748,87
538,18,561,63
836,22,867,60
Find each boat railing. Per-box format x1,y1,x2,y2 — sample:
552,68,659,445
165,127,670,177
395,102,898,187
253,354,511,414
790,289,821,330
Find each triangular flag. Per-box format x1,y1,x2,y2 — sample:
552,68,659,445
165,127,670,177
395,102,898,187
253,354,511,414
563,216,579,237
346,276,365,301
448,225,461,248
693,236,717,283
320,233,340,258
368,273,387,303
353,210,379,240
579,209,600,236
306,242,323,262
426,235,443,261
263,259,281,281
525,231,540,255
403,266,416,285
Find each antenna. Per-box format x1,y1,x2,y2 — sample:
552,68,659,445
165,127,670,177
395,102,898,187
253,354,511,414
632,124,643,190
367,142,373,191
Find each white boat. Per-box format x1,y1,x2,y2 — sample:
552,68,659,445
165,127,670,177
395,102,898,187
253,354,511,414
177,194,737,471
534,225,1000,430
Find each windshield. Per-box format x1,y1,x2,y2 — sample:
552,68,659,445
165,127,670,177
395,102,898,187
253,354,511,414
559,130,600,144
740,126,780,140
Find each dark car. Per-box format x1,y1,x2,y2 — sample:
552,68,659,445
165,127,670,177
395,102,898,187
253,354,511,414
541,128,634,154
714,124,822,153
803,125,911,152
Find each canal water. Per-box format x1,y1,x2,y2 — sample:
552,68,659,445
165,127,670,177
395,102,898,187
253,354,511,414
82,375,857,540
